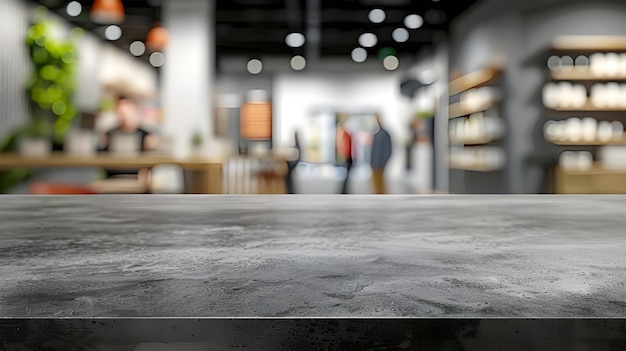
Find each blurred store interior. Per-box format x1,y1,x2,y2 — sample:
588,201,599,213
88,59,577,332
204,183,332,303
3,0,626,194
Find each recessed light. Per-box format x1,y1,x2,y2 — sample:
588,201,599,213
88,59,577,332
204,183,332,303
66,1,82,17
358,33,378,48
247,59,263,74
285,33,305,48
351,47,368,63
290,56,306,71
130,41,146,56
383,56,399,71
404,14,424,29
392,28,409,43
368,9,386,24
104,25,122,41
150,52,165,67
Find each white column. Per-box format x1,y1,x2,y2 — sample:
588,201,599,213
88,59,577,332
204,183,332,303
161,0,214,157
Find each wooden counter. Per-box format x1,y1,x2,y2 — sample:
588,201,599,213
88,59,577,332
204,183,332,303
0,152,224,194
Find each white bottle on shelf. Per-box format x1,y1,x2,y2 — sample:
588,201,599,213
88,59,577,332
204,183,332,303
598,121,614,142
590,53,606,77
582,117,597,142
606,83,621,108
566,117,582,142
606,53,621,77
577,151,593,171
543,83,560,108
611,121,624,142
590,84,606,108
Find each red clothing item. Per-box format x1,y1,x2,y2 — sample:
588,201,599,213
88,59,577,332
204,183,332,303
340,129,352,159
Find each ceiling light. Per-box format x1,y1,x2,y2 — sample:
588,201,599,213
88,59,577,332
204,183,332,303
383,56,399,71
368,9,386,24
285,33,305,48
247,59,263,74
150,52,165,67
351,47,368,63
66,1,82,17
130,41,146,56
91,0,125,24
404,14,424,29
146,23,169,52
104,25,122,41
290,56,306,71
392,28,409,43
358,33,378,48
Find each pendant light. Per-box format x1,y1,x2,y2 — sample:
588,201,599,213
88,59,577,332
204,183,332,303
91,0,125,24
146,22,169,52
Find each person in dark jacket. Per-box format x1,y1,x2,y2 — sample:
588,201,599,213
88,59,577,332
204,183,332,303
370,114,392,194
285,131,301,194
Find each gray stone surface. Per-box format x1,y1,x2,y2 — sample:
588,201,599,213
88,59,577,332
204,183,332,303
1,195,625,318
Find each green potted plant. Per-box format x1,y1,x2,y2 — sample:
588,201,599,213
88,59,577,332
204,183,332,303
17,118,53,157
191,130,204,155
25,8,78,147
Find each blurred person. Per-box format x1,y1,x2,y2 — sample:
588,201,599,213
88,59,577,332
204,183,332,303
336,117,353,194
99,96,159,191
370,114,392,194
285,131,301,194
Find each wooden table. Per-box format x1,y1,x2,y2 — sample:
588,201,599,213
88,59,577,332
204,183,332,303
0,152,224,194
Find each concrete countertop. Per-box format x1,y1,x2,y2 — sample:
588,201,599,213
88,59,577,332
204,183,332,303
1,195,625,318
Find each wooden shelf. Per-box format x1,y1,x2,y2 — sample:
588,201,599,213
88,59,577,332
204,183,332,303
558,163,626,175
449,67,502,96
450,137,498,146
449,101,498,119
548,102,626,112
449,161,502,172
550,69,626,81
552,36,626,53
549,138,626,146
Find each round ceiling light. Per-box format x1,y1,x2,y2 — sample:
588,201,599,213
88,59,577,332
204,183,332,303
285,33,306,48
130,41,146,56
383,56,399,71
150,52,165,68
358,33,378,48
91,0,125,24
104,25,122,41
351,47,368,63
368,9,386,24
404,14,424,29
392,28,409,43
66,1,82,17
290,56,307,71
247,59,263,74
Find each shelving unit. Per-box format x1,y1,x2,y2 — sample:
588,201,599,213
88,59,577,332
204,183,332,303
549,138,626,146
545,36,626,194
550,69,626,81
450,137,499,146
449,101,498,119
448,66,506,193
551,36,626,53
449,67,502,96
548,102,626,112
449,161,502,172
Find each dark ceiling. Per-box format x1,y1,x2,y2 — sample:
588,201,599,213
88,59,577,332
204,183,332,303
34,0,478,64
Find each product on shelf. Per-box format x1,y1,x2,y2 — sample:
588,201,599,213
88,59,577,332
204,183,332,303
543,117,624,143
542,82,586,108
450,146,505,170
599,146,626,169
459,87,500,112
448,112,504,144
559,151,593,171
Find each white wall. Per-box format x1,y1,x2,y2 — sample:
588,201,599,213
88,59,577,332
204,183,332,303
161,0,214,157
273,73,411,182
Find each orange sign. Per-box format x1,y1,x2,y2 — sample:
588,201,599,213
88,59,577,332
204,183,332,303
240,102,272,140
